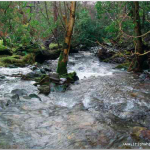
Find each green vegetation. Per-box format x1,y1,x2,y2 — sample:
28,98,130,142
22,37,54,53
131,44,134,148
0,53,35,67
115,62,130,70
57,51,67,75
0,1,149,72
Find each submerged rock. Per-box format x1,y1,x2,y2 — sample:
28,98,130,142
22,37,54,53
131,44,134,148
11,89,28,96
11,94,20,101
0,75,5,80
8,65,17,68
29,94,42,101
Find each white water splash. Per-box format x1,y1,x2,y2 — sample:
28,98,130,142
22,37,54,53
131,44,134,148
0,67,32,76
68,52,115,79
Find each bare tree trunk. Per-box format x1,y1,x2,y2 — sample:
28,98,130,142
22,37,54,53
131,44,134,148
133,1,144,71
53,1,58,38
57,1,76,75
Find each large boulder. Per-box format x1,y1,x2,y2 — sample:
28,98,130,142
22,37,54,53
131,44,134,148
98,48,115,60
38,85,50,95
35,49,61,63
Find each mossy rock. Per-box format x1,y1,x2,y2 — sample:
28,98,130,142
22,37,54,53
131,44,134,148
103,58,110,63
34,74,50,86
49,43,62,49
0,53,35,67
60,72,79,82
35,49,61,63
115,62,130,70
50,82,67,92
39,74,50,85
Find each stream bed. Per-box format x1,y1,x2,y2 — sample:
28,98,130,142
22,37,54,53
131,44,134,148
0,52,150,148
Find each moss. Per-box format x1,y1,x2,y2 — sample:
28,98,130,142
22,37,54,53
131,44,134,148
103,58,110,63
49,43,62,49
0,39,10,51
57,51,67,75
12,47,17,52
34,74,50,86
115,62,130,70
0,61,5,67
0,53,35,67
60,72,76,80
0,40,3,45
125,50,131,55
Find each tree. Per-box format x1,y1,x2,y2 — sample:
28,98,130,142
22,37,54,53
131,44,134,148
133,1,144,71
53,1,58,38
57,1,76,75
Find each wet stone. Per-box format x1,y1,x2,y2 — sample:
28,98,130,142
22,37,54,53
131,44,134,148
38,85,50,95
11,89,28,96
0,76,5,80
11,94,20,101
29,94,42,101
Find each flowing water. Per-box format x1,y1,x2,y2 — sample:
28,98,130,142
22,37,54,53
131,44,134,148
0,51,150,148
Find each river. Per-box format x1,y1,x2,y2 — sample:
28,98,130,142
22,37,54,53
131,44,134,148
0,51,150,148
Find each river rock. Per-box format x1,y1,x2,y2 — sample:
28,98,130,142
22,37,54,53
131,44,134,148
40,68,46,74
11,89,28,96
49,72,60,82
139,73,147,80
131,126,147,140
141,129,150,141
29,94,42,101
35,49,60,63
22,70,43,80
112,57,126,63
8,65,17,68
38,85,50,95
42,65,51,72
30,66,38,71
98,48,115,60
59,78,67,84
131,126,150,142
0,75,5,80
50,83,67,92
11,94,20,101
